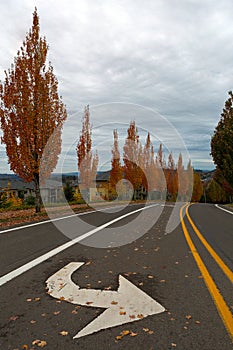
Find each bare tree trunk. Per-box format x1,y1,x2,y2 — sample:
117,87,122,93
34,174,41,213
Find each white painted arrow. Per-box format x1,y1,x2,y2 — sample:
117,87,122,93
46,262,165,339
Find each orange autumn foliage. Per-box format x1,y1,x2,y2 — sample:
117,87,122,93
76,106,98,199
0,9,67,211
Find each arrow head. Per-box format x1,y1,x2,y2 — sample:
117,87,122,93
118,275,165,316
74,274,165,339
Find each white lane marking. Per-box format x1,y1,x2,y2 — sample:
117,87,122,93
215,204,233,215
46,262,165,339
0,203,140,234
0,209,95,234
0,204,158,287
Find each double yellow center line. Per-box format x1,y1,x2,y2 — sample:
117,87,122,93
180,203,233,342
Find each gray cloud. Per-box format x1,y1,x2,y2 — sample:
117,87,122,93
1,0,232,173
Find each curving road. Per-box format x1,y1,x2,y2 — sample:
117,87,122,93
0,203,232,349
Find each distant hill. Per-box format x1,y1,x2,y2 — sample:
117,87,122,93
195,169,215,182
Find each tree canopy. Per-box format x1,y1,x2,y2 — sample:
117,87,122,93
0,9,67,211
211,91,233,188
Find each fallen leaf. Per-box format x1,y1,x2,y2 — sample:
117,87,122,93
116,335,123,340
34,297,40,302
53,311,60,316
22,345,28,349
32,340,47,347
86,301,93,305
30,320,36,324
59,297,65,301
59,331,69,336
147,275,154,279
186,315,192,320
143,328,150,332
134,248,139,251
148,330,154,334
160,280,166,283
120,311,126,315
37,341,47,348
195,320,201,324
9,315,19,321
32,340,40,345
111,301,118,305
85,261,91,266
130,331,138,337
72,309,78,314
171,343,177,347
129,315,136,319
121,330,130,336
26,298,32,302
137,314,144,319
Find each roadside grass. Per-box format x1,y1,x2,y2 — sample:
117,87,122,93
0,198,162,229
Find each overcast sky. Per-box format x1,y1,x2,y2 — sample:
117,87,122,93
1,0,233,173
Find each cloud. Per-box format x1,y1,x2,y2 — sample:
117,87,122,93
1,0,233,173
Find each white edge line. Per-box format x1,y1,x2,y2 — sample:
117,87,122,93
215,204,233,215
0,203,141,234
0,209,96,234
0,204,158,287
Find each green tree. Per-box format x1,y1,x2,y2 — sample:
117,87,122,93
211,91,233,188
207,179,227,203
0,9,67,212
63,180,74,202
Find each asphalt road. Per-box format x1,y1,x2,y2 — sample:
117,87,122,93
0,203,232,349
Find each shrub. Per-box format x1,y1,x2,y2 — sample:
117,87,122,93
25,195,36,206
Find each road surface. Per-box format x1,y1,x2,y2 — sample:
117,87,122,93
0,203,232,349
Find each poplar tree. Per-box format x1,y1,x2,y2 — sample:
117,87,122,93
177,153,188,200
76,105,98,202
166,152,178,201
109,129,123,198
0,9,67,212
123,121,142,200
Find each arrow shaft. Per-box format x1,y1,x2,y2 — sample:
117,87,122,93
46,262,119,308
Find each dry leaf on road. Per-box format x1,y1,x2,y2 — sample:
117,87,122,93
59,331,69,336
32,339,47,347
